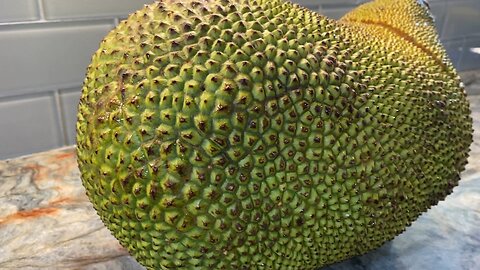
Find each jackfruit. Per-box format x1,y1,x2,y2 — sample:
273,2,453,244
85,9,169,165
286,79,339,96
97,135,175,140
76,0,473,269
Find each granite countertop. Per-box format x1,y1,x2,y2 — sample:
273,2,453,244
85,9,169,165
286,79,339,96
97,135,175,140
1,73,480,269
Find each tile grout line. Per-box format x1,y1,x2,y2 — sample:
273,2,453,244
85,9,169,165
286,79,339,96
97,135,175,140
53,90,69,146
440,2,448,41
458,37,467,71
36,0,46,21
0,18,114,28
0,82,82,100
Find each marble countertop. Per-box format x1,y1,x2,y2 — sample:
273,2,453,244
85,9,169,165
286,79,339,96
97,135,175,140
1,76,480,269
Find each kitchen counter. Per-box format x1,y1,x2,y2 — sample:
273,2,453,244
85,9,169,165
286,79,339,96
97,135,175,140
1,90,480,269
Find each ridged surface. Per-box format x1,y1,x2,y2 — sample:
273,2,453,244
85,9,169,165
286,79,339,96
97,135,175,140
76,0,473,269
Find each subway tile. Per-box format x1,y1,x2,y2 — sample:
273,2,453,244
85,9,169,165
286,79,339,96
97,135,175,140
297,5,321,12
293,0,357,6
443,39,465,69
429,2,447,38
462,71,480,95
310,0,358,9
43,0,153,20
0,0,39,23
59,89,81,145
0,93,62,159
0,21,113,97
442,1,480,40
458,37,480,71
320,8,351,20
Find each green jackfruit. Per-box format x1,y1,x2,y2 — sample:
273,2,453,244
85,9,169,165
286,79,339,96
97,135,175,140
76,0,473,269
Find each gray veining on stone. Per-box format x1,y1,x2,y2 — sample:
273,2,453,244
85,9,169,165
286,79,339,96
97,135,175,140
0,72,480,269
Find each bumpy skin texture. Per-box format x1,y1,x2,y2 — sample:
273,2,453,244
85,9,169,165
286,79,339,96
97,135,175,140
76,0,473,269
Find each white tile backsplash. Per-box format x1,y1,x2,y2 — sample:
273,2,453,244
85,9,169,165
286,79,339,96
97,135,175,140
0,0,39,23
429,1,447,38
443,38,465,68
442,1,480,40
0,0,478,159
42,0,153,20
0,21,113,97
460,38,480,71
321,8,351,20
59,89,81,145
0,93,62,159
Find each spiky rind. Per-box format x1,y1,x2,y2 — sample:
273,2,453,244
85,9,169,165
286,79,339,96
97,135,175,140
76,0,472,269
